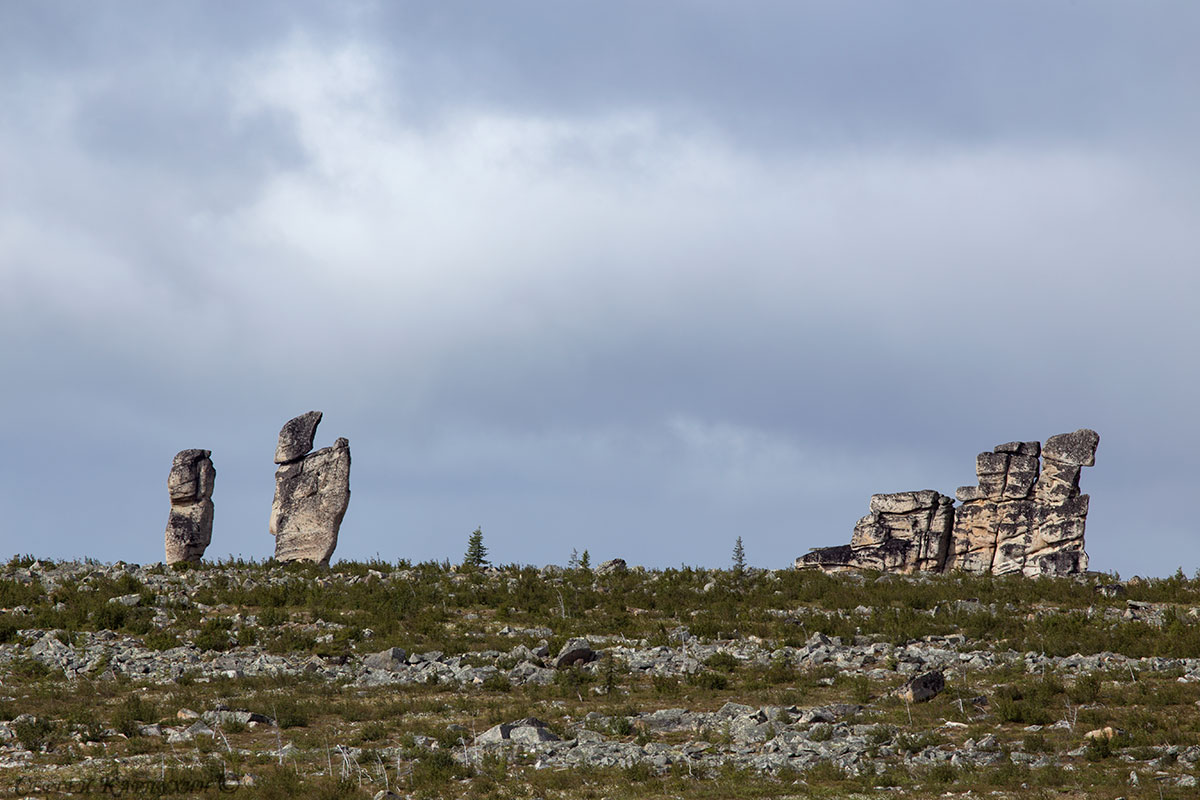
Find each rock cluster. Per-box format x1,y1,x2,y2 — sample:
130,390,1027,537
269,411,351,565
164,450,215,564
797,430,1099,576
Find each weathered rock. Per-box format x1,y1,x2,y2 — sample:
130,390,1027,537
164,449,215,564
1043,429,1100,468
800,430,1098,577
270,412,350,565
476,717,559,745
953,429,1097,577
899,670,945,703
274,411,323,464
801,490,953,574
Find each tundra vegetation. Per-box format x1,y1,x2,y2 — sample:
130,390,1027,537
3,553,1200,798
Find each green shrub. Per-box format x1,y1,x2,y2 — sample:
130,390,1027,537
1085,734,1112,761
194,617,234,652
112,694,159,737
265,628,317,655
258,606,288,627
704,651,739,673
1023,732,1052,753
925,762,958,784
412,749,463,789
1069,672,1103,704
143,630,180,651
13,716,62,751
271,697,311,729
480,673,512,693
689,670,728,691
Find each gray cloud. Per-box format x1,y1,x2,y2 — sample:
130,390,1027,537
0,3,1197,576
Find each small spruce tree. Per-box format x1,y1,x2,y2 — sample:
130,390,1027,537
580,549,591,571
732,536,746,578
463,527,489,568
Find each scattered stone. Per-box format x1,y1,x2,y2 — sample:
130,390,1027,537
269,412,351,565
164,449,215,564
898,670,945,703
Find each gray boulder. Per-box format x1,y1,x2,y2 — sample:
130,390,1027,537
164,449,215,564
554,637,599,669
270,412,351,565
364,647,408,672
898,670,945,703
476,717,559,745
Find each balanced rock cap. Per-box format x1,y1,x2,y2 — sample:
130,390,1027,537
274,411,323,464
1042,429,1100,467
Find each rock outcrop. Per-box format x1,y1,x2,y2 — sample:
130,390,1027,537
164,449,215,564
949,430,1098,577
269,411,350,565
797,430,1099,576
802,491,955,574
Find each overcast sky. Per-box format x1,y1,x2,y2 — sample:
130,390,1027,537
1,2,1197,576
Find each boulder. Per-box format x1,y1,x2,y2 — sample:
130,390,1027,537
164,449,215,564
364,647,408,672
270,412,351,565
898,670,945,703
554,637,598,669
476,717,559,745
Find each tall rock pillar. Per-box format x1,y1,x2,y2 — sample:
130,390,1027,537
269,411,351,565
165,449,215,564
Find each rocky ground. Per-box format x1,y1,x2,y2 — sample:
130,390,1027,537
3,557,1200,798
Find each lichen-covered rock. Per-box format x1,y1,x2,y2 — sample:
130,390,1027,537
1042,429,1100,467
164,449,215,564
269,412,350,565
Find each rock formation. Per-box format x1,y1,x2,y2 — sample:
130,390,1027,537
797,430,1099,576
164,449,215,564
269,411,351,565
800,490,954,574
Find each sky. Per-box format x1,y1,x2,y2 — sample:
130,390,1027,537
1,2,1197,576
